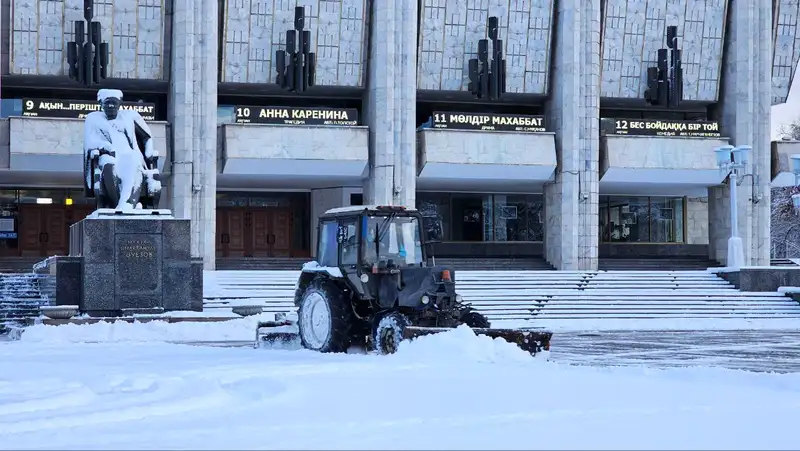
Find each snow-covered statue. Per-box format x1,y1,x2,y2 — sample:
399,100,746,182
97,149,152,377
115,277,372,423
83,89,162,211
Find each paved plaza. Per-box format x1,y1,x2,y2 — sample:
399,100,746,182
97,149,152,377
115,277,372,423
550,330,800,373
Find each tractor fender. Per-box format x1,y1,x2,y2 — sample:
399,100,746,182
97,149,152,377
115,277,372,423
294,261,344,306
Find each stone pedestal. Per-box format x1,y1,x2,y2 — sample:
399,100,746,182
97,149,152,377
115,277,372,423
719,267,800,292
69,209,203,316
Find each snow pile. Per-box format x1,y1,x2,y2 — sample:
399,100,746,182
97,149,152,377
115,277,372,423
395,324,539,365
19,313,275,344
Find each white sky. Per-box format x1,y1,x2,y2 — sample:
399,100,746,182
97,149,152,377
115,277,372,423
772,76,800,139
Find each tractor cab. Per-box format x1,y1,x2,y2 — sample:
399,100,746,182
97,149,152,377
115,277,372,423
316,205,441,272
310,205,455,312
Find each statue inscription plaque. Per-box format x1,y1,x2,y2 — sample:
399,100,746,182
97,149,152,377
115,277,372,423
115,234,161,294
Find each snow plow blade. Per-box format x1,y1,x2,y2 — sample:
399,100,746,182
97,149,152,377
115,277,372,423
402,326,552,356
255,319,552,356
254,320,301,349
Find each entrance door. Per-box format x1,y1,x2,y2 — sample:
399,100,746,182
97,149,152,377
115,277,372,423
18,205,69,257
217,207,294,258
269,208,293,257
452,196,484,241
217,208,247,258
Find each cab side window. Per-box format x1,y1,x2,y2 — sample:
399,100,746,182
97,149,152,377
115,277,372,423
317,220,338,267
339,219,358,266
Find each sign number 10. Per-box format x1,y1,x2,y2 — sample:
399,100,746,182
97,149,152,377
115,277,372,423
237,107,251,117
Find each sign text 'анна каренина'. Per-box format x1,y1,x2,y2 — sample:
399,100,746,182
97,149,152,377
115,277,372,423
234,106,359,126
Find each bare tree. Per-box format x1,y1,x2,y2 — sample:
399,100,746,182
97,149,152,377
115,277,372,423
771,116,800,257
778,118,800,140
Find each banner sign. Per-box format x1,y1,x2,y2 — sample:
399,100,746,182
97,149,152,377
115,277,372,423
609,118,721,138
22,98,156,121
234,106,359,126
431,112,546,132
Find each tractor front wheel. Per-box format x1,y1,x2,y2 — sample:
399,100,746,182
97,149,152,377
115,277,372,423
460,310,491,329
372,312,409,355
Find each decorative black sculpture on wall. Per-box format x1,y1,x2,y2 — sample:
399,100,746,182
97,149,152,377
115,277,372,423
468,16,506,100
66,0,109,87
645,25,683,108
275,6,316,93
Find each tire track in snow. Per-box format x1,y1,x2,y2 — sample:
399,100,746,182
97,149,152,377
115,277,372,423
0,364,303,437
0,374,248,434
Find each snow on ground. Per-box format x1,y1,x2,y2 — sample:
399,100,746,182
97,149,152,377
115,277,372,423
18,314,275,344
3,322,800,449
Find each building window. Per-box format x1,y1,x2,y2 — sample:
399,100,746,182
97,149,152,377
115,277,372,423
599,196,685,243
416,192,544,242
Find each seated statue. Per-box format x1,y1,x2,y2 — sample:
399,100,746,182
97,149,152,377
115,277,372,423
83,88,162,211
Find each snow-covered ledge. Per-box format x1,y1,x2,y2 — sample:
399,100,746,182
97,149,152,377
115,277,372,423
777,287,800,305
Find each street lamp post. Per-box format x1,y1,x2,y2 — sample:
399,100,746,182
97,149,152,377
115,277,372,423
791,154,800,213
715,145,752,269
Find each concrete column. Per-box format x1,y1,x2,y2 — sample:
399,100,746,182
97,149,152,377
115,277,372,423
543,0,601,270
168,0,218,270
686,197,709,245
363,0,417,207
711,0,772,266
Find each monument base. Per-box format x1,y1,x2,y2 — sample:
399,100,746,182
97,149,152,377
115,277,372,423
69,211,202,316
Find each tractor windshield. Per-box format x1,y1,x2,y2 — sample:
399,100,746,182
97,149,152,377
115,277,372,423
362,215,424,267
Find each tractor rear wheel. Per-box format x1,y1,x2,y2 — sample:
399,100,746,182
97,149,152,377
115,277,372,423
297,278,353,353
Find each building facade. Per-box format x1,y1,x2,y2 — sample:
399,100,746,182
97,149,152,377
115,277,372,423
1,0,799,271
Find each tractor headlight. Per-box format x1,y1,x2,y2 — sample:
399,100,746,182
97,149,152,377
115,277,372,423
360,273,369,283
421,295,430,304
455,294,463,303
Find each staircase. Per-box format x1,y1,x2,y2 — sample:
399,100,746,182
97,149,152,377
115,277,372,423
599,257,721,271
0,273,49,333
204,269,800,323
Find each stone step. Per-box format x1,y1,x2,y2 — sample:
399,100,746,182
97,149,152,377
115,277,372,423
215,258,313,271
434,258,555,270
215,257,556,271
598,258,722,271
